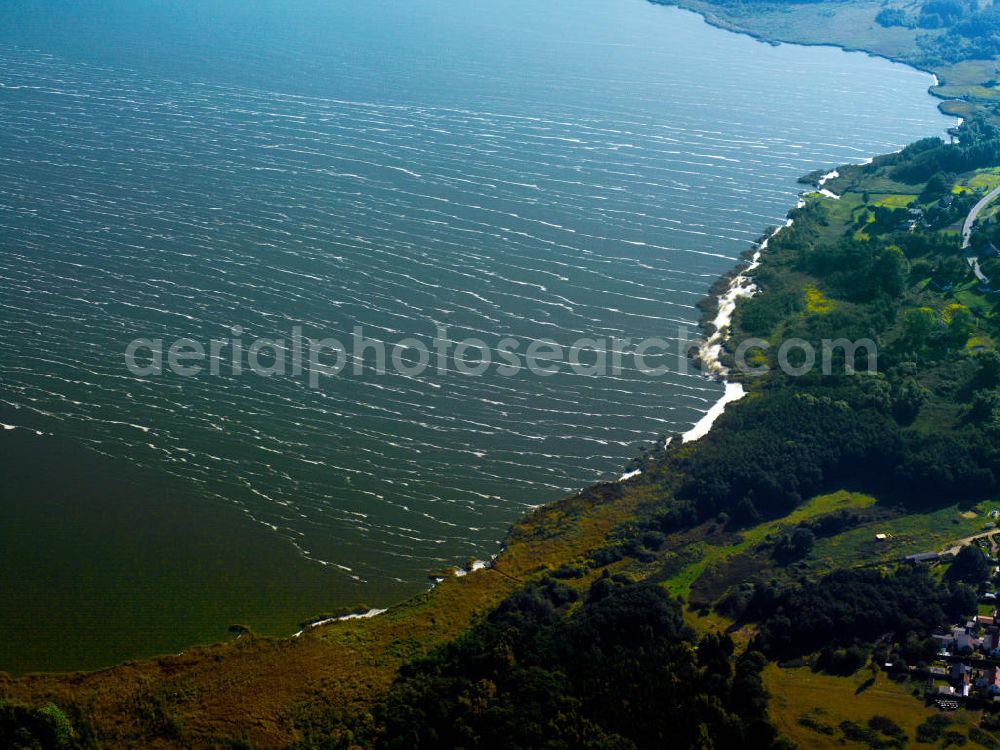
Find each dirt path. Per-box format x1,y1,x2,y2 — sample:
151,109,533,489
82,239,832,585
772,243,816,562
939,529,998,557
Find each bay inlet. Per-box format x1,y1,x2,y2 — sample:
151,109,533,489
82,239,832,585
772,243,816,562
0,0,953,672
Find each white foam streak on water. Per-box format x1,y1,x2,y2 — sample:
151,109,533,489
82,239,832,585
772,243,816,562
292,606,388,637
0,4,952,594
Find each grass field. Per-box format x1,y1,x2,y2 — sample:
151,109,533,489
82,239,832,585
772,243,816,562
809,500,1000,572
968,333,997,353
806,192,871,244
872,193,918,209
935,60,1000,107
965,169,1000,192
662,0,936,62
662,491,875,597
764,664,990,749
955,288,997,320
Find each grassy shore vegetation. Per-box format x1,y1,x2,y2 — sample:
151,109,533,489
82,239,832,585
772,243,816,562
652,0,1000,124
7,16,1000,750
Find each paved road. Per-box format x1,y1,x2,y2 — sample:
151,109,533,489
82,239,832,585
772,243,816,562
961,184,1000,284
961,184,1000,247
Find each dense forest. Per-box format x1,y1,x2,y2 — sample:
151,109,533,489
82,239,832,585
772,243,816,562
368,577,783,750
728,567,975,666
890,124,1000,183
635,364,999,536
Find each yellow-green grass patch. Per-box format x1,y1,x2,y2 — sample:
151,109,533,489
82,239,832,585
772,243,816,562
966,168,1000,191
967,334,996,352
870,193,916,209
810,500,1000,571
662,491,875,597
804,284,836,314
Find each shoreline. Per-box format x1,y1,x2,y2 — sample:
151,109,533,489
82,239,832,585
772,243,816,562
293,607,388,638
291,127,944,649
694,165,842,380
652,1,968,126
618,168,839,481
120,28,962,650
653,2,943,82
1,4,961,678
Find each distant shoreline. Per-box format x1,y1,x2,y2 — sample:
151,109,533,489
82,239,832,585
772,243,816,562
665,0,960,457
650,0,965,122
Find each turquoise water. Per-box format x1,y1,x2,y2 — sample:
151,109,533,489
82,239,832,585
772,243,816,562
0,0,951,672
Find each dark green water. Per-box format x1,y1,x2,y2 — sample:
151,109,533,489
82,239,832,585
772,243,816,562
0,0,951,672
0,430,351,673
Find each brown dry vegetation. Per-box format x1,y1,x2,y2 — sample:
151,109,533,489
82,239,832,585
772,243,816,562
0,483,642,748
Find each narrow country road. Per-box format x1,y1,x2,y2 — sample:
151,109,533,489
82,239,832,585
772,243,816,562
961,184,1000,247
961,183,1000,284
939,529,999,558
